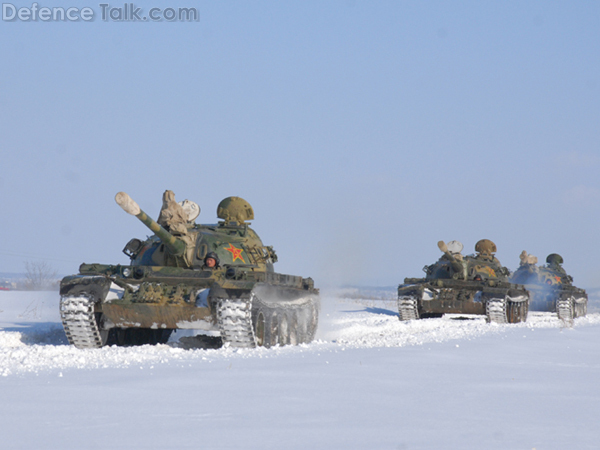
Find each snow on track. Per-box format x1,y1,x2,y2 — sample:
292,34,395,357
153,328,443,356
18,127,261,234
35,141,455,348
1,291,599,376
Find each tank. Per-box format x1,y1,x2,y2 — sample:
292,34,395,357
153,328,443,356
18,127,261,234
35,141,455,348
59,191,320,349
397,240,529,324
509,252,587,320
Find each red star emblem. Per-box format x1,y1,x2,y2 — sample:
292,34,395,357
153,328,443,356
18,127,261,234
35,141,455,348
225,243,245,263
554,276,562,284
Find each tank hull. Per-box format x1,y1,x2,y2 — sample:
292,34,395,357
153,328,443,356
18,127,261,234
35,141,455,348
60,264,319,349
398,279,529,323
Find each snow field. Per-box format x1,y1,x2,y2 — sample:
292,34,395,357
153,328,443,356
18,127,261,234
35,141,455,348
1,291,600,376
1,290,600,449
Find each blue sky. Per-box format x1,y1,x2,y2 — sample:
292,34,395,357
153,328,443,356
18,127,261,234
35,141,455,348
1,1,599,288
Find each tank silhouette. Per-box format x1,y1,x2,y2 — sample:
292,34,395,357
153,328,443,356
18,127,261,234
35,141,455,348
59,191,319,349
397,240,529,323
509,252,587,320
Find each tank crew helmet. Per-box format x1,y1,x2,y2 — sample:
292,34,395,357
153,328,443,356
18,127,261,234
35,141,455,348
217,197,254,224
546,253,564,266
204,252,220,268
475,239,497,256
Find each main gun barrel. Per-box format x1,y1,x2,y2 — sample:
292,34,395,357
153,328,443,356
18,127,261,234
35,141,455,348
115,192,186,256
437,240,463,274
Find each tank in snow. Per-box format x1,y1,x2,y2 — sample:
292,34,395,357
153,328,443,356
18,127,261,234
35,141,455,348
60,191,319,349
509,252,587,320
397,239,529,323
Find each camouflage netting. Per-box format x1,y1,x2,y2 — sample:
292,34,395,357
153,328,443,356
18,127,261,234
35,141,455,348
519,250,538,266
158,190,189,235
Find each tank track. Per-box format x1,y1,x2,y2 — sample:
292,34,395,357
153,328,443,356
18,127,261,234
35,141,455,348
485,293,528,324
398,295,419,321
216,294,320,348
574,296,588,318
557,295,588,321
485,297,508,324
251,294,319,347
60,295,104,349
61,294,173,349
557,296,574,321
216,298,256,348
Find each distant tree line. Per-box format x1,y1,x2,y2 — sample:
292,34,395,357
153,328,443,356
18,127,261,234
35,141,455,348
23,261,59,290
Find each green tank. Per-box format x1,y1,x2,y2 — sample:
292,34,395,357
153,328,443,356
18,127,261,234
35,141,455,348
398,240,529,323
59,191,319,349
509,252,587,320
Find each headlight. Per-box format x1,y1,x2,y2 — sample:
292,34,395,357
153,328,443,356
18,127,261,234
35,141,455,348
122,267,131,277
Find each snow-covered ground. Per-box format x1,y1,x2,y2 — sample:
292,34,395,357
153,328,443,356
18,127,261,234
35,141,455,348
1,290,600,449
